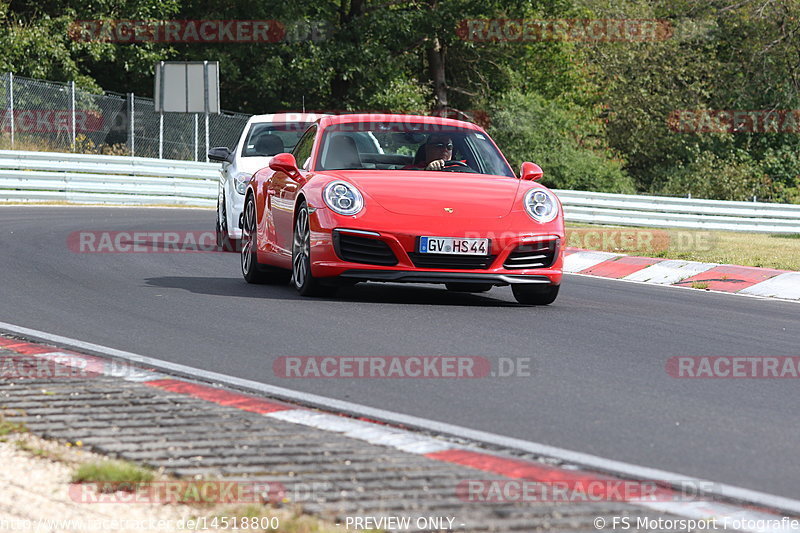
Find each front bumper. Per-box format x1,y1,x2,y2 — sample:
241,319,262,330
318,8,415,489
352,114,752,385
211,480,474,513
339,270,553,285
226,189,245,240
308,206,564,286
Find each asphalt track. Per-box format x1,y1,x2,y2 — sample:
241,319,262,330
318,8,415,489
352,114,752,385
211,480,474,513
1,207,798,501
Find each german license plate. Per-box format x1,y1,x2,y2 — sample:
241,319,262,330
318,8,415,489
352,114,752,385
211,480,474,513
418,236,489,255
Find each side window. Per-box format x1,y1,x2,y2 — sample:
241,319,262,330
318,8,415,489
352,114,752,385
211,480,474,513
240,124,259,157
292,125,317,170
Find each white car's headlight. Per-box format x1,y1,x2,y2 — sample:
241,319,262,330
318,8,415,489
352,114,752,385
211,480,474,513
233,172,252,195
523,188,559,223
323,180,364,216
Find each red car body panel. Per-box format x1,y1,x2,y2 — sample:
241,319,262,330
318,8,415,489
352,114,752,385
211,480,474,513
245,114,564,287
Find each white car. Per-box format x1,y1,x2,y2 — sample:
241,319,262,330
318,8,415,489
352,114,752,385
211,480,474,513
208,113,324,251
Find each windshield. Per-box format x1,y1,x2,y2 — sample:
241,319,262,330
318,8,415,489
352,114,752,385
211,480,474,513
315,122,515,177
241,122,312,157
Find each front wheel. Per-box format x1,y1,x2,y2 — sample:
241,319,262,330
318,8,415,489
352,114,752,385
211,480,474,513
512,284,559,305
292,203,337,297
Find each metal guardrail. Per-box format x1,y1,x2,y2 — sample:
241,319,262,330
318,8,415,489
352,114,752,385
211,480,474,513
1,150,799,233
554,189,800,234
0,150,219,206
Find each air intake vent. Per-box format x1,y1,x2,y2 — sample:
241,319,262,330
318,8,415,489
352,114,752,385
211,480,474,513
408,253,495,270
333,232,398,266
503,238,559,269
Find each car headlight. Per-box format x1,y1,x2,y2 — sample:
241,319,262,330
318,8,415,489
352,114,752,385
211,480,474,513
233,172,252,195
523,188,559,223
323,180,364,216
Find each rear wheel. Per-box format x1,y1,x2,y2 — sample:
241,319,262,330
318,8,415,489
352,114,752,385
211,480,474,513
241,195,290,284
445,283,493,293
512,284,559,305
292,202,337,297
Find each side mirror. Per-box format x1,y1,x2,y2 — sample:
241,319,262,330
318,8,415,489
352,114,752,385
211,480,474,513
270,153,300,176
208,147,233,163
520,162,544,181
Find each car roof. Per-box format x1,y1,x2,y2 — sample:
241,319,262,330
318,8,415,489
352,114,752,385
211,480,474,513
248,113,329,124
318,113,483,131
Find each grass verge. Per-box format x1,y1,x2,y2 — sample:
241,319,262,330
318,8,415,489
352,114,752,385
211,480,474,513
5,434,355,532
71,459,156,485
0,411,28,437
566,224,800,271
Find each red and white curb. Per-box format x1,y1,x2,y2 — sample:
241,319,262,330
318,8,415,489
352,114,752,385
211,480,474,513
0,327,799,532
564,248,800,300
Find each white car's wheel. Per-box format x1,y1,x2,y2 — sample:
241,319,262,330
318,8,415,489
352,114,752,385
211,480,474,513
216,191,240,252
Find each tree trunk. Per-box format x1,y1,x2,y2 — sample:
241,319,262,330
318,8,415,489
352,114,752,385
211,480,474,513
427,36,448,113
331,0,366,105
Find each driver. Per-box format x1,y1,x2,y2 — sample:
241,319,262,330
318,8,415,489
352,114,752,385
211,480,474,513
420,134,454,170
404,134,466,171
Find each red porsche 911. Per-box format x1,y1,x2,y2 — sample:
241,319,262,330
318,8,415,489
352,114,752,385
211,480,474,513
240,114,564,305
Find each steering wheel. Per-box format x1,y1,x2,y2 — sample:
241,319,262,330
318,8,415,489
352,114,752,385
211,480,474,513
440,160,478,173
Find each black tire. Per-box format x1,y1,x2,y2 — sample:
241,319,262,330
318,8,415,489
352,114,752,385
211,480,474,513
445,283,493,293
292,202,338,297
512,284,559,305
241,195,290,284
216,192,240,252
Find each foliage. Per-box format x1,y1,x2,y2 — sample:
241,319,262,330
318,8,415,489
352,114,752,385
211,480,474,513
489,91,635,192
652,150,772,201
2,0,799,202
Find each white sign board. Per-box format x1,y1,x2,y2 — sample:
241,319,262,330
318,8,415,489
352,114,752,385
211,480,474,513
154,61,220,113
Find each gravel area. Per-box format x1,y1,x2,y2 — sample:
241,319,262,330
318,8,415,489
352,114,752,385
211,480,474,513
0,434,195,532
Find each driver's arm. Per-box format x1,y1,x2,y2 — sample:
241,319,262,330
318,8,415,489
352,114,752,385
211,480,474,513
425,159,445,170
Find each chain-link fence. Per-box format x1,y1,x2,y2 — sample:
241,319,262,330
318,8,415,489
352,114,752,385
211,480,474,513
0,72,251,161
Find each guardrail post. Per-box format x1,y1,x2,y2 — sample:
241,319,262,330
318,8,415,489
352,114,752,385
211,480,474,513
69,81,76,150
7,73,13,149
203,61,209,162
127,93,135,157
159,111,163,159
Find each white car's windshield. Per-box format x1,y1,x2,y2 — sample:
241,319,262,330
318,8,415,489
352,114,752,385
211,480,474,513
316,122,515,177
242,122,312,157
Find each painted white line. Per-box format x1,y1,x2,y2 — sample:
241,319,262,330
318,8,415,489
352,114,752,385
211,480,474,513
563,251,622,273
268,410,454,455
623,260,718,285
1,320,799,519
740,272,800,300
